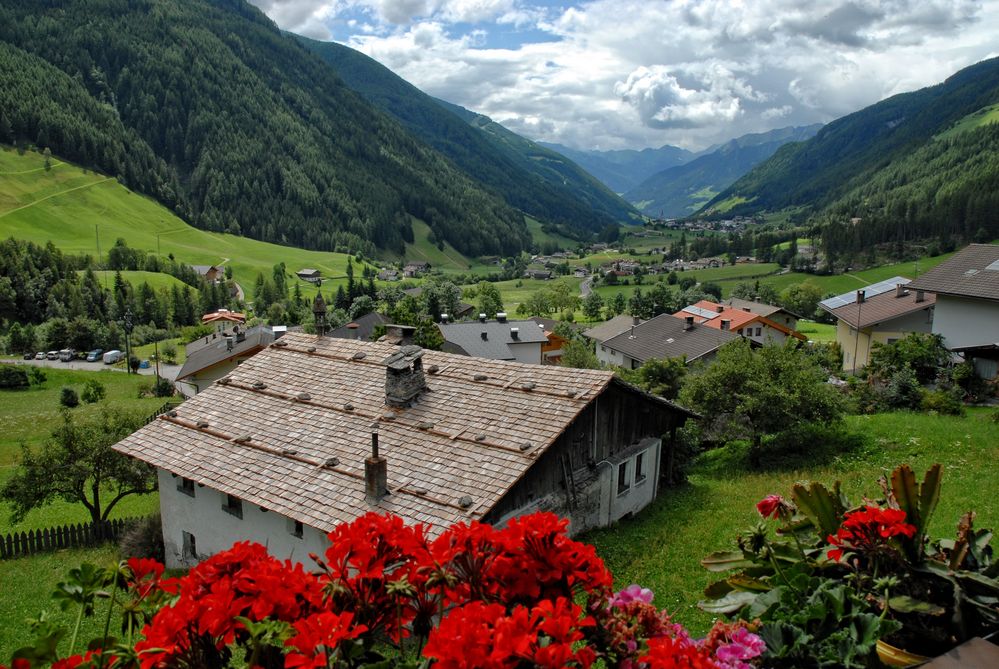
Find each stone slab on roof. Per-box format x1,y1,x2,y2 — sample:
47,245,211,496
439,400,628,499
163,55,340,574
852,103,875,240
116,334,682,537
908,244,999,301
602,313,741,364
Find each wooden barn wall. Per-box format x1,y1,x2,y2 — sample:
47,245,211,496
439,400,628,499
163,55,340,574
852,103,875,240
485,386,685,522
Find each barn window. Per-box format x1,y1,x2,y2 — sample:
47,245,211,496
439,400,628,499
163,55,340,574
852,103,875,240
617,462,630,495
289,518,304,539
635,451,647,485
222,494,243,519
177,477,195,497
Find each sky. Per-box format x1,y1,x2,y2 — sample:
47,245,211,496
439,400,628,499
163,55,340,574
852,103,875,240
248,0,999,151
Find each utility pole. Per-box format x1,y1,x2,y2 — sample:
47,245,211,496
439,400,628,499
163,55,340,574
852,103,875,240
123,308,134,374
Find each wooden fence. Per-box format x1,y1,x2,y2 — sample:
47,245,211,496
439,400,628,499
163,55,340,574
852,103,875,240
0,516,144,559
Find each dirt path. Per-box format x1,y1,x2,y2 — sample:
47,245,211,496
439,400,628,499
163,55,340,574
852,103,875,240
0,161,66,175
0,176,113,218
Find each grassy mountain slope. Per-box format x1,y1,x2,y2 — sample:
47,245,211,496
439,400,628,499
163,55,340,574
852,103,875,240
537,142,694,193
296,37,636,239
0,0,528,257
624,125,821,217
0,145,365,296
705,57,999,222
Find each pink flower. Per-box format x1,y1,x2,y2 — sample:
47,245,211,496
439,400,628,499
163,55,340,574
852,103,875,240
756,494,789,520
609,584,654,608
714,627,766,668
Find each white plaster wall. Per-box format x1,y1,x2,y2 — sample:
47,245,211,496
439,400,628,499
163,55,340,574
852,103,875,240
597,344,635,368
932,296,999,350
508,341,542,365
158,469,330,570
604,439,661,525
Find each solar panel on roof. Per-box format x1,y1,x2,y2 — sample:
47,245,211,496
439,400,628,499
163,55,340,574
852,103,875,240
819,276,911,311
682,305,720,320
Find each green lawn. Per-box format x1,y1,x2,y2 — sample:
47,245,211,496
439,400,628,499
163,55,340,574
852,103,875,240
0,146,373,300
796,320,836,342
585,409,999,634
0,544,123,660
488,277,583,314
0,366,165,534
526,216,578,250
935,103,999,141
131,337,187,366
79,270,189,293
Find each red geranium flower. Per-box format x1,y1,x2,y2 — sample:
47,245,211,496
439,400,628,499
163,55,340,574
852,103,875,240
827,505,917,562
755,495,789,520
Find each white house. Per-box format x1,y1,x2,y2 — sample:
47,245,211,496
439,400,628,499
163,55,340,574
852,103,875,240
175,326,275,397
910,244,999,379
113,334,696,569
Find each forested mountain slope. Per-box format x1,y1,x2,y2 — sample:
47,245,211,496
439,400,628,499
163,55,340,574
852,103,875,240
0,0,529,257
624,125,821,217
704,57,999,252
297,36,637,239
537,142,694,194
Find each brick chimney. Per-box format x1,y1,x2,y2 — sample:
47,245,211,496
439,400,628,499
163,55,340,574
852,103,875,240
365,432,387,502
915,290,925,303
684,315,695,330
895,284,906,298
383,345,426,407
856,290,866,304
720,319,731,331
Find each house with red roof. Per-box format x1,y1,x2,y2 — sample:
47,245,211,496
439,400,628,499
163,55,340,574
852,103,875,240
672,301,806,345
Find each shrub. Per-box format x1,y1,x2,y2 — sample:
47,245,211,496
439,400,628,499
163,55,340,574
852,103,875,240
60,386,79,408
161,340,178,365
120,514,164,562
128,356,141,373
81,379,107,404
881,365,923,410
153,377,174,398
920,388,965,415
27,366,46,385
0,364,29,389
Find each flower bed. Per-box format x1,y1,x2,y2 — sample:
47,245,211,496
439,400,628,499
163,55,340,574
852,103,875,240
5,512,764,669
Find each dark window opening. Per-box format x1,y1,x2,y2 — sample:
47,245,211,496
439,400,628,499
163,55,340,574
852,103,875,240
635,452,647,484
222,494,243,519
182,531,197,560
177,477,195,497
290,519,304,539
617,461,630,495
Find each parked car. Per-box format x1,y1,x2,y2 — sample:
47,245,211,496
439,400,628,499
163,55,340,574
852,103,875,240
22,352,33,360
46,351,59,360
35,352,46,360
103,350,124,365
86,349,104,362
58,349,76,362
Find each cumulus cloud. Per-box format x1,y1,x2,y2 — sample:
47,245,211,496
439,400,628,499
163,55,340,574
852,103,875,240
249,0,999,150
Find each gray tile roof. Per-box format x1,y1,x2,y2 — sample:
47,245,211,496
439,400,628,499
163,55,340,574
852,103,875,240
820,282,935,330
583,315,639,343
602,313,741,364
438,319,548,360
330,312,390,342
908,244,999,301
113,333,693,537
177,326,274,380
723,297,791,319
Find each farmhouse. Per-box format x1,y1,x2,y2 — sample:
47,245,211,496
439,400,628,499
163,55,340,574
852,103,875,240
722,297,801,331
438,313,548,364
819,277,935,373
524,269,553,280
329,312,390,342
583,315,642,347
112,334,695,568
403,261,431,277
909,244,999,379
296,268,322,283
674,301,806,345
200,308,246,330
597,313,741,369
175,326,276,397
192,264,223,283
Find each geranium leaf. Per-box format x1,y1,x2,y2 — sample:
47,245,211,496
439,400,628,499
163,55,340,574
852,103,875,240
791,481,846,537
888,595,946,615
727,574,773,592
700,550,755,572
697,590,758,614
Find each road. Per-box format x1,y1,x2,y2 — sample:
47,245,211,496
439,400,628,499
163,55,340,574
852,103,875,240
7,357,180,382
580,276,594,298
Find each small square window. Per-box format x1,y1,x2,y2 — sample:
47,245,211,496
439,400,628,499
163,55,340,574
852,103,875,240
222,494,243,519
177,477,195,497
635,452,647,484
755,327,762,337
289,518,304,539
617,461,630,495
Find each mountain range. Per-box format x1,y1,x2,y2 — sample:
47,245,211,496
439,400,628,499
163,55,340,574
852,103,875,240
536,142,694,194
0,0,636,259
705,58,999,239
622,125,822,218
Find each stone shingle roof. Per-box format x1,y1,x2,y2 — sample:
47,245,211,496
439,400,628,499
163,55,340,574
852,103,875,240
114,334,689,536
908,244,999,301
176,327,274,381
438,320,548,359
602,313,741,364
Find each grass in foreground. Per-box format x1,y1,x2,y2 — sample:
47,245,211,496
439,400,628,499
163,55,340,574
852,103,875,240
586,409,999,635
0,545,121,660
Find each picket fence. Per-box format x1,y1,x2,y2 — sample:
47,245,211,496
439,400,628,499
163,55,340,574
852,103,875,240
0,516,143,559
